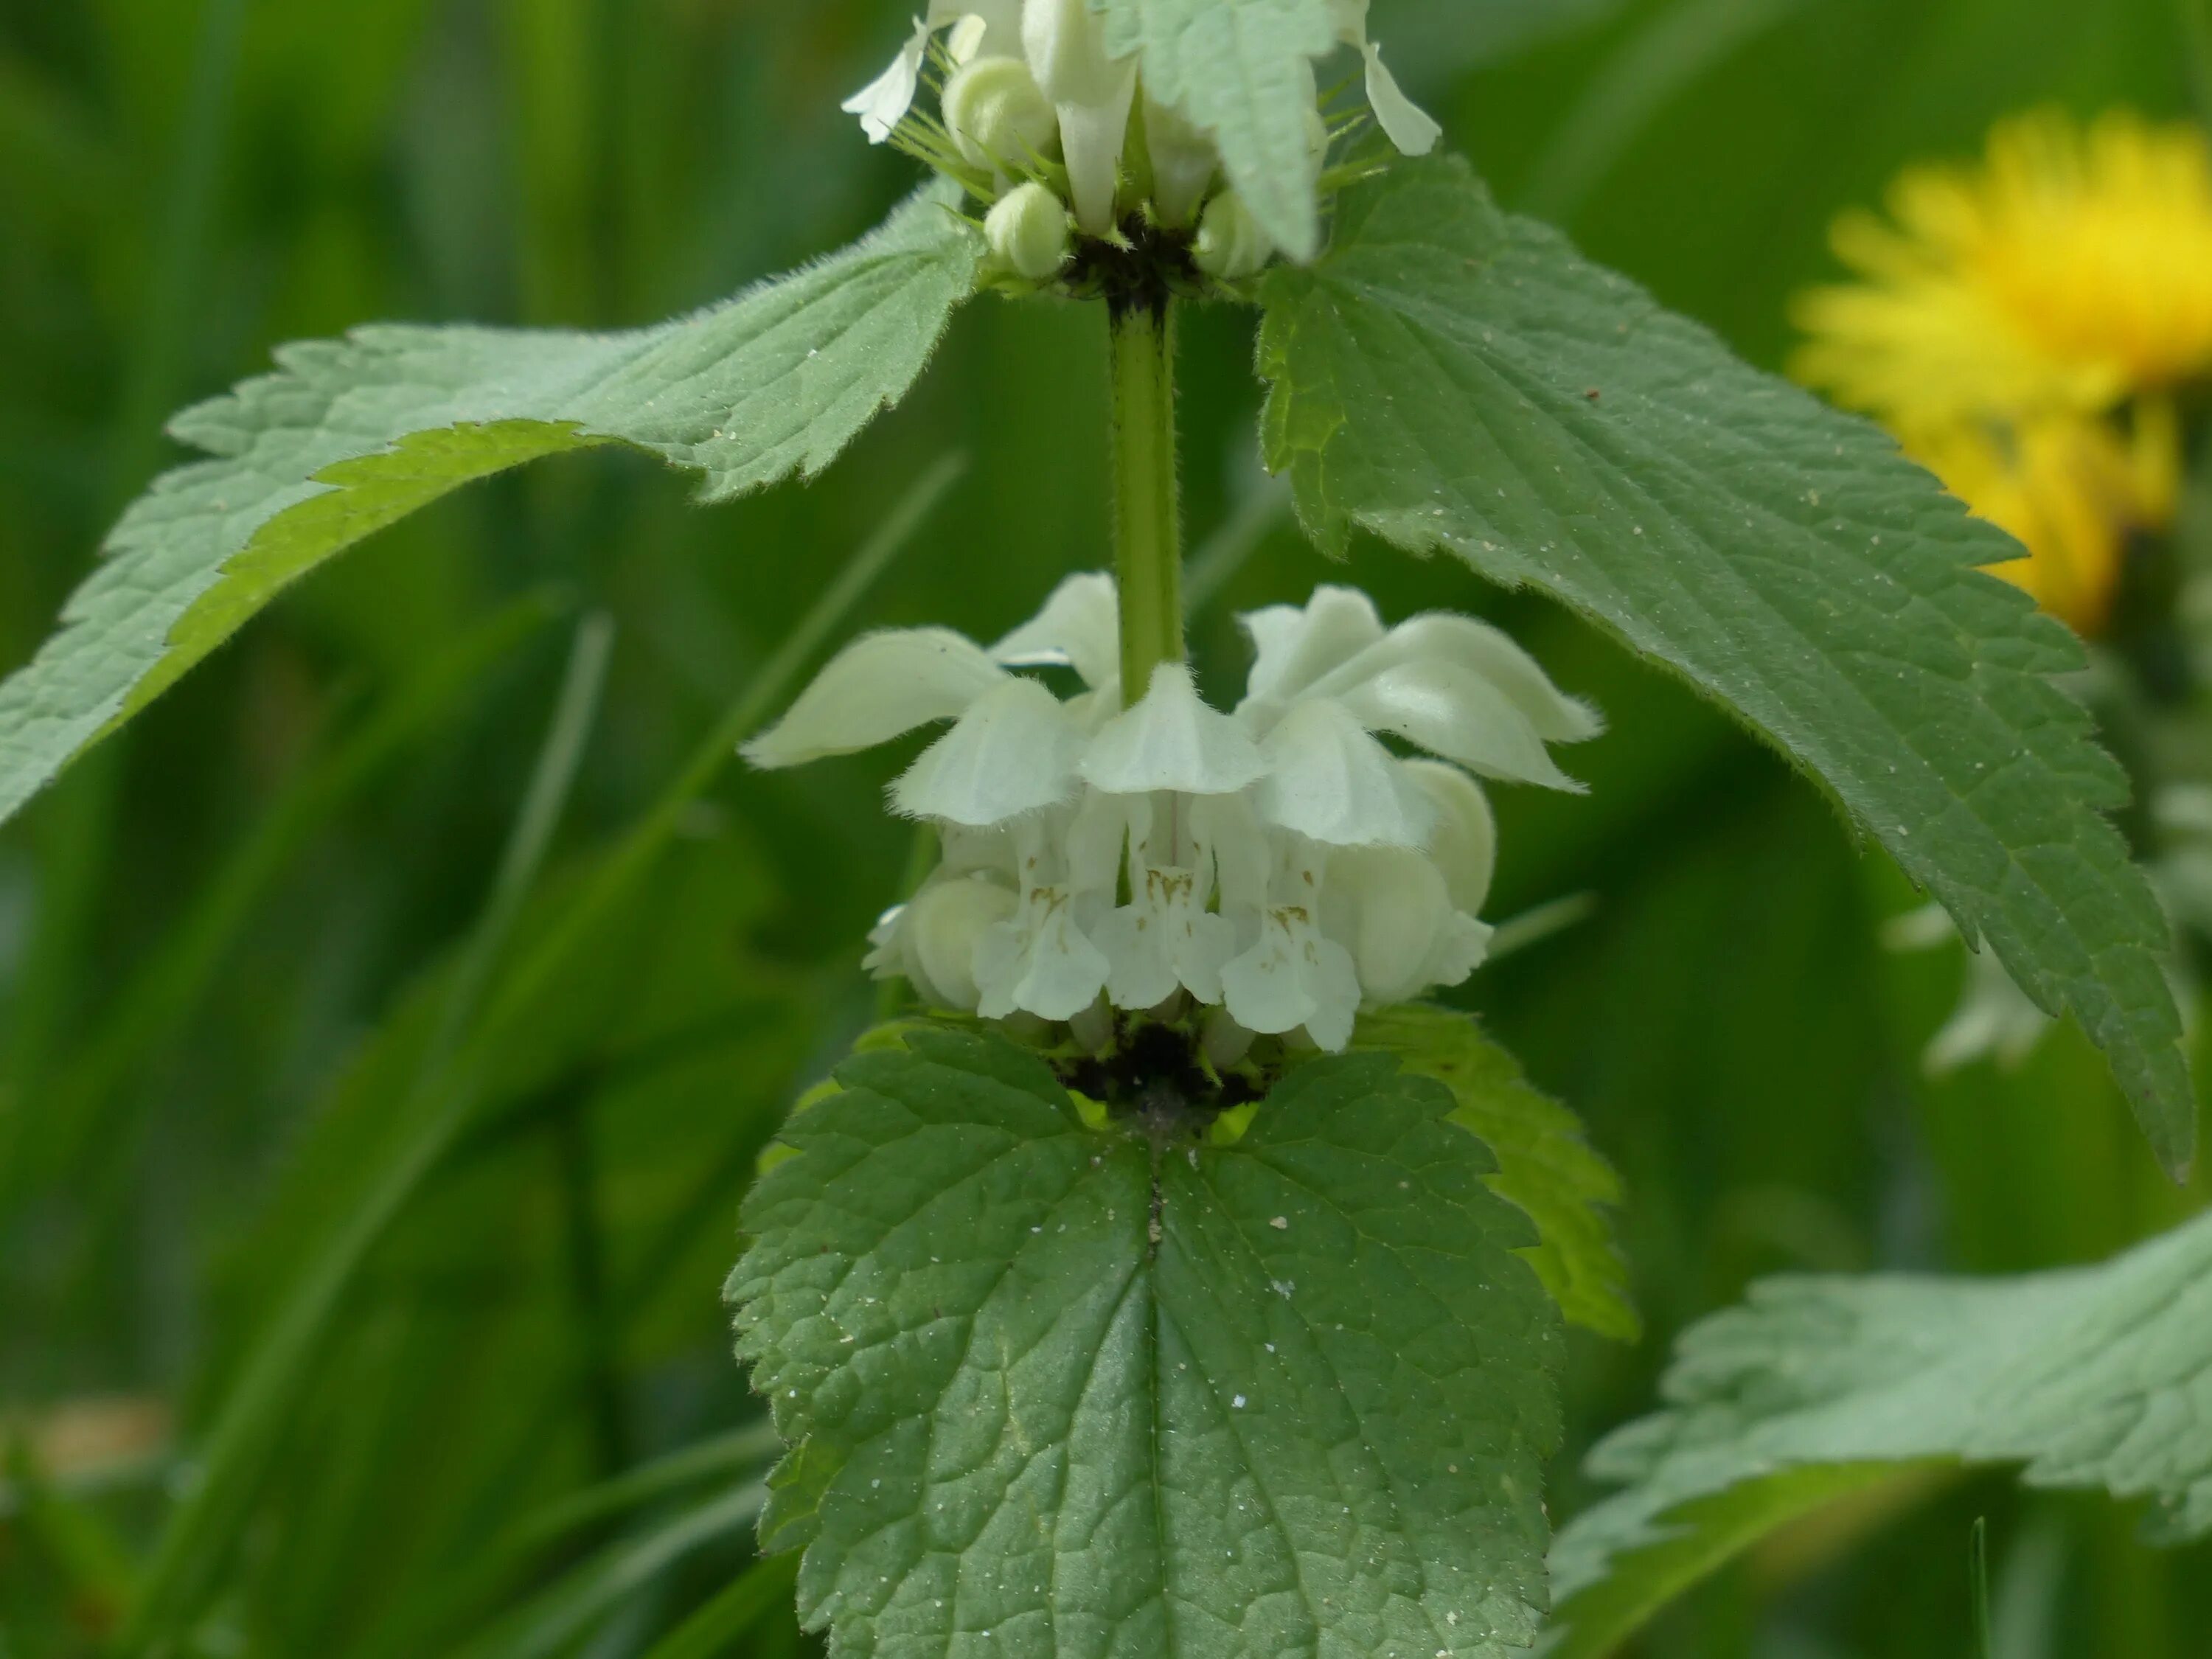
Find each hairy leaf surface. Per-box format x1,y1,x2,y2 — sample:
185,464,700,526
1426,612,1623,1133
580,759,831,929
1545,1208,2212,1656
1258,155,2193,1172
0,186,979,827
1354,1006,1635,1340
1097,0,1335,260
728,1026,1565,1658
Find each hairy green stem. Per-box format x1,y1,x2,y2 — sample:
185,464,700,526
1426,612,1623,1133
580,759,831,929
1110,301,1185,704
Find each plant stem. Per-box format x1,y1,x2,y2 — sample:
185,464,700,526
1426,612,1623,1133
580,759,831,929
1109,300,1185,704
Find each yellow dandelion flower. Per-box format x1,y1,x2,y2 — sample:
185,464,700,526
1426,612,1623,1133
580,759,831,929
1793,109,2212,428
1910,403,2180,636
1792,108,2210,636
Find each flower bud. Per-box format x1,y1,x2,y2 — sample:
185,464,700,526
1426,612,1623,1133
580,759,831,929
985,181,1074,280
908,877,1020,1009
942,55,1058,171
1194,191,1275,281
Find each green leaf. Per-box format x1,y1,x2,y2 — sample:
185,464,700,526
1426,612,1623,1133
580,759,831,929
1257,153,2194,1175
0,184,980,828
728,1024,1565,1658
1097,0,1335,260
1352,1005,1636,1341
1544,1208,2212,1656
1540,1464,1931,1659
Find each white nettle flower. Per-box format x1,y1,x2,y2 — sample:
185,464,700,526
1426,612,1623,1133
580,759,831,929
1325,0,1443,159
745,576,1599,1050
844,0,1440,244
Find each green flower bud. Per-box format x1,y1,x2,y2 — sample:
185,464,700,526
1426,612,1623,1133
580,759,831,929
986,181,1074,281
942,55,1057,172
1194,191,1274,281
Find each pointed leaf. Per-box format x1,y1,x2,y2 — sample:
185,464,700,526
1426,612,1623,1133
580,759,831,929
1545,1208,2212,1655
729,1024,1565,1658
1354,1005,1635,1341
0,184,980,827
1259,154,2194,1173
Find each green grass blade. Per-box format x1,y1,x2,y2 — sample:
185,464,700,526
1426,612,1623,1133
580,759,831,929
509,1423,782,1557
446,1483,768,1659
111,459,958,1652
6,592,561,1212
115,613,616,1651
635,1554,801,1659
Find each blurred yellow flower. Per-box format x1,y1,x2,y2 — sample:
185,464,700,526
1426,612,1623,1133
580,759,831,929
1792,109,2212,633
1910,403,2180,634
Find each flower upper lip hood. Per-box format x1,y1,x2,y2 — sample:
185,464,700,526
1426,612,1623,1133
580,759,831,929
742,573,1598,834
743,575,1599,1048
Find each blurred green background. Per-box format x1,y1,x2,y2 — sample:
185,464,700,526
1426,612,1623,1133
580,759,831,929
2,0,2208,1655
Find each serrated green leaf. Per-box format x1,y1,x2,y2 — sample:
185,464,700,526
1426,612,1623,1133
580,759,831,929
1097,0,1335,260
0,184,980,828
1257,153,2194,1175
1538,1464,1930,1659
1353,1006,1635,1342
728,1024,1565,1658
1544,1208,2212,1656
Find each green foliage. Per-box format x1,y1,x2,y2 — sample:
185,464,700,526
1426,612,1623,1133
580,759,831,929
729,1024,1565,1657
1352,1005,1636,1340
6,2,2208,1656
1545,1205,2212,1655
1257,154,2194,1175
0,183,980,829
1098,0,1336,258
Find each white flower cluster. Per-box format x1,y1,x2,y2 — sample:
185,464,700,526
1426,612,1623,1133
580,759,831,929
745,577,1599,1051
843,0,1440,282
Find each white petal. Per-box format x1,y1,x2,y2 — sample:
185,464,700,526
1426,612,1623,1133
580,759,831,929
1023,0,1136,234
1253,698,1437,846
990,571,1120,689
942,0,1026,55
1237,585,1385,717
1363,44,1441,156
841,17,933,144
904,876,1020,1008
1326,847,1489,1005
891,677,1083,825
1334,658,1582,790
1144,91,1219,226
1064,787,1144,896
974,885,1110,1020
1308,613,1602,743
1023,0,1125,103
945,13,989,63
862,902,915,984
1399,759,1497,914
1220,909,1361,1050
1055,74,1138,234
938,821,1012,872
1190,791,1271,917
1096,861,1239,1009
1081,663,1266,796
742,628,1006,768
